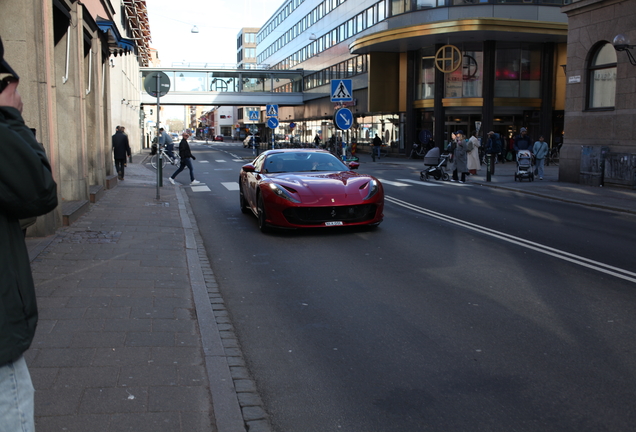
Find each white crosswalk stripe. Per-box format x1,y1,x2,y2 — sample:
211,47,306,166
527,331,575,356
377,179,411,187
396,178,442,186
222,182,240,191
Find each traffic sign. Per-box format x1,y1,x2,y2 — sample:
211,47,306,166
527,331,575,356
334,108,353,130
331,79,352,102
419,129,432,143
248,110,259,122
267,117,279,129
266,104,279,117
289,122,296,129
144,72,170,97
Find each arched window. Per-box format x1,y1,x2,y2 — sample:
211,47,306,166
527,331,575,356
587,43,617,109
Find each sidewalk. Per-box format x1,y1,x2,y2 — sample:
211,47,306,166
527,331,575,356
362,152,636,215
25,154,269,432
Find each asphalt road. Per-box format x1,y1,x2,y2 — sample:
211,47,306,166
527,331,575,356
179,142,636,432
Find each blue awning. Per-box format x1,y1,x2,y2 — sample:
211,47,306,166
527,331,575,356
97,19,135,52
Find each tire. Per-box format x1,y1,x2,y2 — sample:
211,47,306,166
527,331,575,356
239,184,250,214
442,173,450,181
434,174,441,180
257,194,269,233
420,171,426,181
150,155,167,169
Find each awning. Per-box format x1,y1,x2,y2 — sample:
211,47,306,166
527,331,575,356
96,19,135,53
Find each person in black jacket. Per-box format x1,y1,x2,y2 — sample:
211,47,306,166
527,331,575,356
112,126,131,180
0,35,58,432
169,133,200,185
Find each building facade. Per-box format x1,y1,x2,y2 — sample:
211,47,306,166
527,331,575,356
561,0,636,187
257,0,568,157
1,0,150,235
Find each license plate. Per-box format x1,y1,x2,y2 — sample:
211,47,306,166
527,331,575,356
325,221,343,226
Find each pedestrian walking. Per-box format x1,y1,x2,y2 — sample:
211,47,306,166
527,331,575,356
372,133,382,161
112,125,131,180
467,130,481,175
314,133,321,148
532,135,549,180
169,133,200,185
451,130,468,183
0,35,58,432
513,127,532,154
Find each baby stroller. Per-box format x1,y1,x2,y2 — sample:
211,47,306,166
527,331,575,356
514,149,534,181
420,147,451,181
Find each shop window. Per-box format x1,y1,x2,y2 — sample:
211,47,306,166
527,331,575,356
495,45,541,98
420,57,435,99
587,42,616,109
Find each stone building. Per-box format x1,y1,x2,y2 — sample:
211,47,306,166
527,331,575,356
1,0,151,235
561,0,636,187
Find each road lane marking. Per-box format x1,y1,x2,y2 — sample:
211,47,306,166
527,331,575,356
222,182,240,191
198,160,209,163
215,160,227,163
396,179,442,186
191,185,211,192
385,195,636,284
377,179,411,187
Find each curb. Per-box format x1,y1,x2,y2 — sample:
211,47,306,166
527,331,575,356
174,185,273,432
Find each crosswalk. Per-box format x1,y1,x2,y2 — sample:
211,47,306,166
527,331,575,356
165,155,469,192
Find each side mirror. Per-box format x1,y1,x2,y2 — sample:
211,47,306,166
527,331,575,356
242,164,256,172
348,162,360,170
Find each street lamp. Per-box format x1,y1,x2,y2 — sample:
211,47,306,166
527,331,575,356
612,34,636,66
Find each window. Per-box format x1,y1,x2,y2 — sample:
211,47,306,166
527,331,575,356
587,42,616,109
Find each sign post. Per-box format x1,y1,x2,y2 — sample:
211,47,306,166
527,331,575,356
144,72,170,199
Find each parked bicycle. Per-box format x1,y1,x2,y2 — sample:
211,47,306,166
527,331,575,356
150,146,180,169
546,143,561,166
409,142,427,159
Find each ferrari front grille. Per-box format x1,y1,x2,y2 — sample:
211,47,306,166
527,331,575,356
283,204,377,225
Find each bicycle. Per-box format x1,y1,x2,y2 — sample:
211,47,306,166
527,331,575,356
546,144,561,166
409,143,426,159
150,146,180,169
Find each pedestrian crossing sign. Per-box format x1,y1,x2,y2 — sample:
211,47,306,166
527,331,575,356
331,79,353,102
266,104,279,117
248,110,259,122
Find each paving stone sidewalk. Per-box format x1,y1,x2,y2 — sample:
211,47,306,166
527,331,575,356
25,155,270,432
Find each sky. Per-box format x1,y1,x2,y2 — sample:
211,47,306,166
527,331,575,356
146,0,286,67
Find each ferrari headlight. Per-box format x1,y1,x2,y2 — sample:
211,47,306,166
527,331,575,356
362,179,379,200
268,183,300,203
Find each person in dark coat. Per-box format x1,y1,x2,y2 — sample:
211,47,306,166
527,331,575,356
513,127,532,153
0,35,58,432
112,126,131,180
169,133,200,185
450,130,468,183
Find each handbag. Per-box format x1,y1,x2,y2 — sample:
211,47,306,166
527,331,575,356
506,151,513,161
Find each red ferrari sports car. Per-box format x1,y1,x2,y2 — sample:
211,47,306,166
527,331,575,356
239,149,384,232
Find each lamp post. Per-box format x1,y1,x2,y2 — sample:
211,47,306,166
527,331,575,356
612,34,636,66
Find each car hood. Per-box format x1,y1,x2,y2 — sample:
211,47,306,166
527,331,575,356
265,171,378,204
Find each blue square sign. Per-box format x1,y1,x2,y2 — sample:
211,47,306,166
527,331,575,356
331,79,353,102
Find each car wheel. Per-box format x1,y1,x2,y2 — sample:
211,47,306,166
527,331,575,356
257,194,269,233
239,184,249,214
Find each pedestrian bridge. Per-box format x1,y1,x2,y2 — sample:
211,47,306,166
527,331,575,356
141,68,312,106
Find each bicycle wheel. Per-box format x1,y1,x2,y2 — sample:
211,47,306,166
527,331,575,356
150,154,167,169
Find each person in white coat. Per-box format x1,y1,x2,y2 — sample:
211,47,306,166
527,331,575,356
467,130,481,175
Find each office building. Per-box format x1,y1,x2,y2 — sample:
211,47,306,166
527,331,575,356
258,0,568,155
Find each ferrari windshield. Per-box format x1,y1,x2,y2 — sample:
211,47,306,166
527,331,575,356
263,152,348,173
